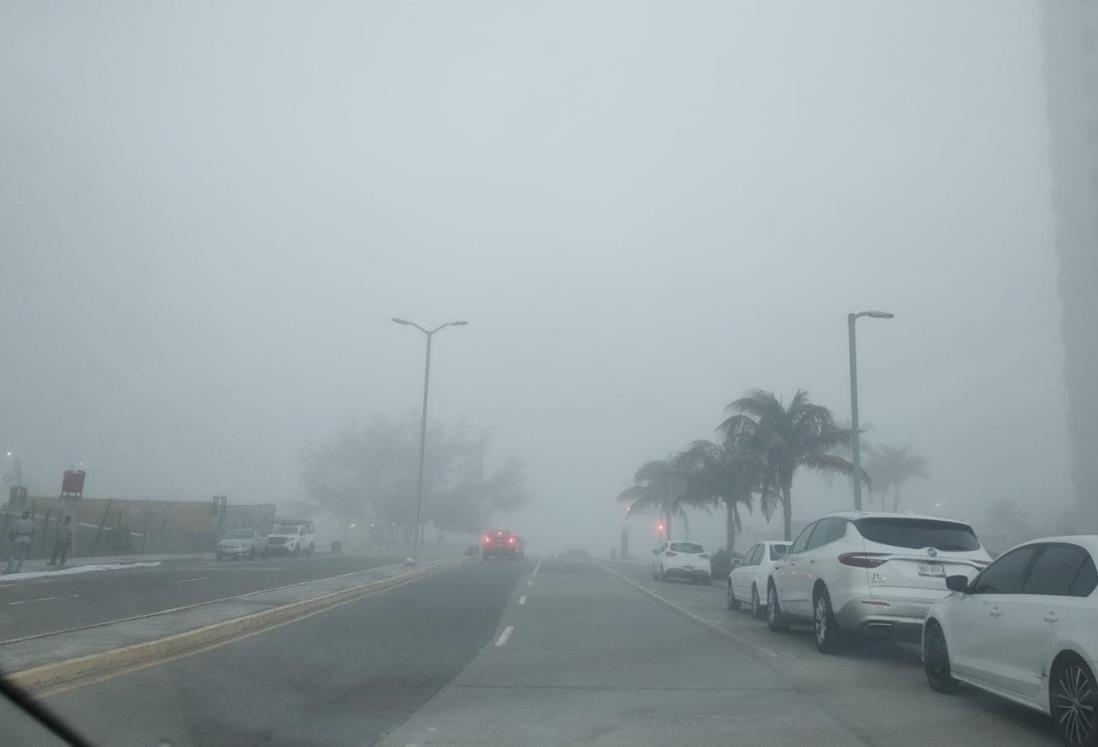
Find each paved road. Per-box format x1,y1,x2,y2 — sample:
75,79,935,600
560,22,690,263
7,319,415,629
40,558,527,746
0,555,396,641
14,556,1062,746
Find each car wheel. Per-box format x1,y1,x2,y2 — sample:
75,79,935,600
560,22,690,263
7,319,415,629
766,582,788,632
923,621,958,694
307,543,314,557
1051,654,1098,745
727,582,738,610
813,587,843,654
292,546,300,557
751,585,763,619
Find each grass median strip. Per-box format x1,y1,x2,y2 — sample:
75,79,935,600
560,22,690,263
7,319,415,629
7,562,452,696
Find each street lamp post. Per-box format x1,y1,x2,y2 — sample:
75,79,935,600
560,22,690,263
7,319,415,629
847,310,894,511
4,451,22,488
461,425,498,484
392,317,468,558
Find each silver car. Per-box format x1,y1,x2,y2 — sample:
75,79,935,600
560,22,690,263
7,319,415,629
765,512,991,652
216,528,265,560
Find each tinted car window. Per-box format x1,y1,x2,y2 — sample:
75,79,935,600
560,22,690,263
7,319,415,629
770,544,789,559
973,546,1037,594
790,523,816,555
747,545,763,565
1022,544,1089,596
854,518,980,551
1071,556,1098,597
808,518,845,549
670,542,704,554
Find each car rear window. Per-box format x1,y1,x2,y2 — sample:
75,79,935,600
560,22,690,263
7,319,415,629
770,544,789,558
670,543,704,554
854,518,980,551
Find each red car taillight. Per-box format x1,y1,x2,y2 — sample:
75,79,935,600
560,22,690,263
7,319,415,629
483,536,492,544
664,550,678,557
838,552,888,568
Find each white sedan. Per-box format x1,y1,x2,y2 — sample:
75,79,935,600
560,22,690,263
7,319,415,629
924,535,1098,746
727,541,790,617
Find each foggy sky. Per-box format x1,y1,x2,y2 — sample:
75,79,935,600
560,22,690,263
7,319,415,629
1,1,1068,552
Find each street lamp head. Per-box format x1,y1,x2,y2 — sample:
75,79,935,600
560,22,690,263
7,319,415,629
450,320,469,327
391,317,412,326
865,310,894,319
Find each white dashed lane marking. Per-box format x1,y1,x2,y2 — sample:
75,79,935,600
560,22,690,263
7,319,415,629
8,595,64,606
518,595,526,605
175,576,210,584
532,559,541,576
495,625,514,647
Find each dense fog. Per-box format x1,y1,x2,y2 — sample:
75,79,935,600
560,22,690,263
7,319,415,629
0,1,1077,555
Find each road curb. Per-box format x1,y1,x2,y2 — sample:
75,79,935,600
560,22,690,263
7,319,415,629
9,562,453,695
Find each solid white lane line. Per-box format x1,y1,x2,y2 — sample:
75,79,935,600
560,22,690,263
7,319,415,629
175,576,210,584
518,595,526,605
495,625,514,647
9,596,60,606
532,559,541,576
600,562,784,659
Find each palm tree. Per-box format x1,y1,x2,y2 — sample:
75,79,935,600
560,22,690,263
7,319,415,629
863,443,928,511
720,389,863,541
617,455,692,541
679,439,760,555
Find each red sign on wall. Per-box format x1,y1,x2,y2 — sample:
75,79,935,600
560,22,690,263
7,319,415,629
61,470,86,496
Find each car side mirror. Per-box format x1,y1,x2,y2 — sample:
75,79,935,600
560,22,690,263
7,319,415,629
731,559,742,568
946,575,970,593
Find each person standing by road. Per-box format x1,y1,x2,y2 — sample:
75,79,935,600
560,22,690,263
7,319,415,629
5,510,35,574
48,515,76,567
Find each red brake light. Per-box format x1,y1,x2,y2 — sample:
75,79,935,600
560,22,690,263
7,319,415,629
483,536,491,544
839,552,888,568
508,537,515,544
664,550,678,557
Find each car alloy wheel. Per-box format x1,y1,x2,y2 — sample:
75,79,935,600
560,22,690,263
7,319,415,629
726,583,737,611
813,590,841,654
766,584,787,632
1052,656,1097,745
751,585,761,619
924,622,958,693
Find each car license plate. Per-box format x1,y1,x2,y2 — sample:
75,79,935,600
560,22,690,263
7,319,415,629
919,563,946,577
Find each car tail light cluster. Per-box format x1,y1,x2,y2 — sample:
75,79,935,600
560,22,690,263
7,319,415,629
664,550,678,557
508,537,515,544
838,552,888,568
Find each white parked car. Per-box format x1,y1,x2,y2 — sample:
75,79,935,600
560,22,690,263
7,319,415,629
728,541,790,617
216,528,265,560
765,512,991,653
924,536,1098,746
265,520,317,557
652,541,711,584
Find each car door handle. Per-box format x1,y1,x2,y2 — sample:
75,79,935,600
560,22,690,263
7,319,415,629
1044,613,1059,623
989,607,1002,617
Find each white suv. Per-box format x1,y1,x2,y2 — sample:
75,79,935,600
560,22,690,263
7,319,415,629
765,512,991,652
652,541,711,584
264,520,317,557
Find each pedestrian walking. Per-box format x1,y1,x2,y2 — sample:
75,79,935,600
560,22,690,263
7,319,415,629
48,515,76,567
5,510,35,574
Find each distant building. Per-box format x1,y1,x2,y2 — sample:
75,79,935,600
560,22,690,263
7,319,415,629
1042,2,1098,522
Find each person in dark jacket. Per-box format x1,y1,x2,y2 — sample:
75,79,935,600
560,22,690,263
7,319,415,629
48,515,76,567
